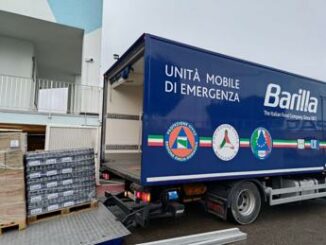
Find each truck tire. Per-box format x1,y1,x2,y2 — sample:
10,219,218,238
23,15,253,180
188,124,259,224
229,181,261,225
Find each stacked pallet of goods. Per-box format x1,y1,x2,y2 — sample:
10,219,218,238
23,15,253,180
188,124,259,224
0,132,27,234
25,148,96,222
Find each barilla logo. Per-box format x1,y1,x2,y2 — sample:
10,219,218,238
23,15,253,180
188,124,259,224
264,83,318,113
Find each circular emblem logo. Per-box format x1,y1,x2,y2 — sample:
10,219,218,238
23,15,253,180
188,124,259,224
251,127,272,160
165,121,198,161
212,124,239,161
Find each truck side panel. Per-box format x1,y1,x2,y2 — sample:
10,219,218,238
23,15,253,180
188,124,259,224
141,35,326,186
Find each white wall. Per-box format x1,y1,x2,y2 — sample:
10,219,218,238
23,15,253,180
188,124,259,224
38,66,76,82
0,0,103,87
101,0,326,81
78,28,103,114
0,36,34,78
81,28,102,86
0,36,35,110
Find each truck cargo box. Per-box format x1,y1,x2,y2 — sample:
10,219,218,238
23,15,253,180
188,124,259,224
102,34,326,187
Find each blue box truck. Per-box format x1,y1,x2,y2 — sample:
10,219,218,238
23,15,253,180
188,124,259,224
101,34,326,226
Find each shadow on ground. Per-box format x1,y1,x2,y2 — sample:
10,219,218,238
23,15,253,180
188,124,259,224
125,199,326,245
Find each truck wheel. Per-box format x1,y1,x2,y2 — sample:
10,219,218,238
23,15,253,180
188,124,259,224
229,182,261,225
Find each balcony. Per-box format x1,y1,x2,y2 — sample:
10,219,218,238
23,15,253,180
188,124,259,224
0,74,102,115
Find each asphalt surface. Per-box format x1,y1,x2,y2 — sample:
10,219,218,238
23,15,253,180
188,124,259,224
125,198,326,245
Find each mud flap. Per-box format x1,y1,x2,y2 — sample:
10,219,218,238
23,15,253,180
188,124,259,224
206,192,228,220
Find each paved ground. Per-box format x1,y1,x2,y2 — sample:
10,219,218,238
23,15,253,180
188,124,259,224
125,198,326,245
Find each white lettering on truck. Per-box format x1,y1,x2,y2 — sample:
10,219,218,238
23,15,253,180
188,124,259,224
264,83,318,113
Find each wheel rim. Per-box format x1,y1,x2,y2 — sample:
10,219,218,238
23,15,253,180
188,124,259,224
236,189,255,216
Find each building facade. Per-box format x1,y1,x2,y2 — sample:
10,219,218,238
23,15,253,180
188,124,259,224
0,0,103,171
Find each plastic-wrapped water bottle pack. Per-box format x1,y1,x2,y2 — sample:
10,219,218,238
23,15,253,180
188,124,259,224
25,148,96,216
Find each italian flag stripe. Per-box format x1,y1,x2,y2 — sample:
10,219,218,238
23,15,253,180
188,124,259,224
273,144,298,148
200,137,212,147
148,135,164,146
273,139,297,148
240,138,250,147
320,142,326,148
273,140,297,144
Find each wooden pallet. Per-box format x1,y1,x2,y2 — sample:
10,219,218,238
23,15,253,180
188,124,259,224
0,220,26,235
27,200,98,224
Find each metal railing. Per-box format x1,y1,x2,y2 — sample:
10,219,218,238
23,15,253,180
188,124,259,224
0,74,102,115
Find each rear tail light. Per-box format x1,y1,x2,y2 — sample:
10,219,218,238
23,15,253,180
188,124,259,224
142,192,151,202
136,191,141,199
135,191,151,203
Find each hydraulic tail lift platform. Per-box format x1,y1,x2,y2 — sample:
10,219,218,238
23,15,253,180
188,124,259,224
0,203,130,245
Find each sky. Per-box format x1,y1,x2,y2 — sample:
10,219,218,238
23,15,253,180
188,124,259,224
101,0,326,81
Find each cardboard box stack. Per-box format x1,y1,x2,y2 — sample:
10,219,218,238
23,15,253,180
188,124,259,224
25,148,96,217
0,132,27,227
